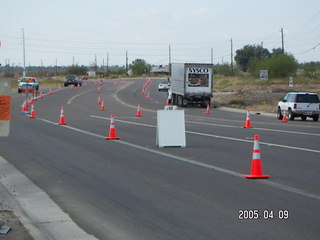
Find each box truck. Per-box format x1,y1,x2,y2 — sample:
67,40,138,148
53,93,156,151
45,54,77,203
169,63,213,107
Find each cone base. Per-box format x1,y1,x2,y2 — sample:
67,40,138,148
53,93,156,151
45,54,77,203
105,137,120,140
58,123,67,125
244,174,269,179
135,113,142,117
242,125,253,128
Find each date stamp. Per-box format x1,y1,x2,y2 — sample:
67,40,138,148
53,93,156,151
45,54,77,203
238,209,289,220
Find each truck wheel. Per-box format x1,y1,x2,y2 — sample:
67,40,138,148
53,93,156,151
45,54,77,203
178,95,183,107
277,107,283,120
313,115,319,122
288,109,295,121
301,116,307,121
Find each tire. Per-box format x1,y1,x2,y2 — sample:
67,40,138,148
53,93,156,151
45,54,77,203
313,115,319,122
288,109,295,121
301,116,307,121
277,107,283,120
178,95,183,107
64,83,68,87
18,89,22,93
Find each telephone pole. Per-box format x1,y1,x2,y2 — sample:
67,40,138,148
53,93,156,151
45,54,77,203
22,28,26,77
281,27,284,53
168,45,171,75
230,38,234,73
125,50,128,76
211,48,213,64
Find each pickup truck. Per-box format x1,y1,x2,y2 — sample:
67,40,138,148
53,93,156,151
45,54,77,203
277,92,320,121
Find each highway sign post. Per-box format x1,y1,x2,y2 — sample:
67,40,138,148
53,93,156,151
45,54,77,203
260,70,268,80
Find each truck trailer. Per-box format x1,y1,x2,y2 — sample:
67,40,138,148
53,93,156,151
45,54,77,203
169,63,213,107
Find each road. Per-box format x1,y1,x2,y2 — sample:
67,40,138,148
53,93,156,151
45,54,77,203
1,78,320,240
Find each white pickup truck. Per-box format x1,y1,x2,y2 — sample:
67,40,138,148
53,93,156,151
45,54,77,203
277,92,320,121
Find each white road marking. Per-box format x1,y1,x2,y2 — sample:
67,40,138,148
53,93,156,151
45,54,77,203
36,117,320,201
90,115,320,154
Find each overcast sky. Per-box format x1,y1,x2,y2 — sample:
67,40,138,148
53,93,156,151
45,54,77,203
1,0,319,67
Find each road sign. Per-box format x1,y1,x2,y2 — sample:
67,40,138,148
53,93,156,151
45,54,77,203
0,96,11,137
260,70,268,80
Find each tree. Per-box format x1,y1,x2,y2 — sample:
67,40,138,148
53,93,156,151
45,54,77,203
251,53,298,78
130,59,149,76
234,45,270,72
65,65,88,75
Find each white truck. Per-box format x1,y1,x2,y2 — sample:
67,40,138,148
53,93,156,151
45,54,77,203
277,92,320,121
169,63,214,107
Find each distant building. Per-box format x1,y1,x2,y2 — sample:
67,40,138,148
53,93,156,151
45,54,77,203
87,71,96,77
150,65,169,76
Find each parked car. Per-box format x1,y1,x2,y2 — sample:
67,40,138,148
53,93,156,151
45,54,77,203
158,83,171,91
64,75,82,87
277,92,320,121
18,77,39,93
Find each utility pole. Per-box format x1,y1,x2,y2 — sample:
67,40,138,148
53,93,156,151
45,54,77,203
281,27,284,53
22,28,26,77
72,56,74,66
125,50,128,76
230,38,234,73
261,41,264,48
94,54,97,70
106,52,109,74
211,48,213,64
55,58,58,76
168,44,171,75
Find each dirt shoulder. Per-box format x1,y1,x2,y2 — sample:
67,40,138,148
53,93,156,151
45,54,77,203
213,84,320,113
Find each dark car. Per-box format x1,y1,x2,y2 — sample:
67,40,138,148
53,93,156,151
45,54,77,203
64,75,82,87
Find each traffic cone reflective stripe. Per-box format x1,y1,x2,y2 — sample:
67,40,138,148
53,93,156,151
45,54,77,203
135,104,142,117
244,135,269,179
58,106,67,125
106,114,120,140
243,110,253,128
29,104,36,118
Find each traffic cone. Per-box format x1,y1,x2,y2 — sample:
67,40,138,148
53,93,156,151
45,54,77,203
39,92,44,99
58,86,62,92
100,100,106,111
29,103,36,118
205,104,211,114
113,82,117,87
165,98,170,106
135,104,142,117
49,88,53,95
243,110,253,128
244,135,269,179
97,87,101,93
97,96,102,105
105,114,120,140
146,92,151,101
282,110,288,122
58,106,67,125
141,90,145,95
21,100,28,113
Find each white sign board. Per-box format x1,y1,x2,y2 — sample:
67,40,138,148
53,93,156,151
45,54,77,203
260,70,268,80
156,108,186,148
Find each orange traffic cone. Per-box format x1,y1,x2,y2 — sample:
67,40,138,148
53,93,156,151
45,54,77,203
135,104,142,117
21,100,28,113
29,103,36,118
105,114,120,140
282,110,288,122
244,135,269,179
49,88,53,95
58,86,62,92
97,96,102,105
205,104,211,114
243,110,253,128
165,98,170,106
97,87,101,93
39,92,44,99
58,106,67,125
146,92,151,101
100,100,106,111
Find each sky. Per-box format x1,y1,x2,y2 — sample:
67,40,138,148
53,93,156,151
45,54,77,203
0,0,320,67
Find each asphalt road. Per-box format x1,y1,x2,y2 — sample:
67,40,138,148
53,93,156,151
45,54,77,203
1,78,320,240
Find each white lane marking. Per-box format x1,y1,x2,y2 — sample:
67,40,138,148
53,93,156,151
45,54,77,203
90,115,320,154
37,117,320,201
185,120,320,137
